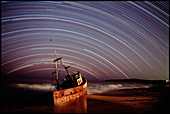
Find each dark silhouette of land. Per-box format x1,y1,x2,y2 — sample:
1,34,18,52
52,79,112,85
105,78,168,84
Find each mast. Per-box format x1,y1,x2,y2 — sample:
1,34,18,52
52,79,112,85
50,38,74,87
50,38,60,89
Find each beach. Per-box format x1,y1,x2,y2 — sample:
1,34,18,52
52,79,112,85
87,95,155,113
87,89,164,113
1,84,169,113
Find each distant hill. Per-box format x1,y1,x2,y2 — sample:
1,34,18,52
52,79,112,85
105,79,167,84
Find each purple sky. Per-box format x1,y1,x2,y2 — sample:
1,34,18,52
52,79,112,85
1,1,169,81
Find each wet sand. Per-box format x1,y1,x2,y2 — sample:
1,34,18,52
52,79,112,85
87,94,156,113
1,85,169,113
87,86,169,113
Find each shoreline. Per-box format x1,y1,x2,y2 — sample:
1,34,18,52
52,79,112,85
87,86,169,113
1,85,169,113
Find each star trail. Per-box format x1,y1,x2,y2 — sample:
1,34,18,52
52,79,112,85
1,1,169,81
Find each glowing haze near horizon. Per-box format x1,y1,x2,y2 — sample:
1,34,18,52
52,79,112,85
1,1,169,81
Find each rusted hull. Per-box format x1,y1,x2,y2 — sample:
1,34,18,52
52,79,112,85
53,78,87,105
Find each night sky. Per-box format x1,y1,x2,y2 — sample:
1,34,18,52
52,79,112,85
1,1,169,81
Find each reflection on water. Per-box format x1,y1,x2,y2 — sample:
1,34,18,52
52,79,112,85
53,96,87,113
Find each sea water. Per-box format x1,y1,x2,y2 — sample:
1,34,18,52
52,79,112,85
87,81,153,94
1,78,153,105
11,81,153,94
